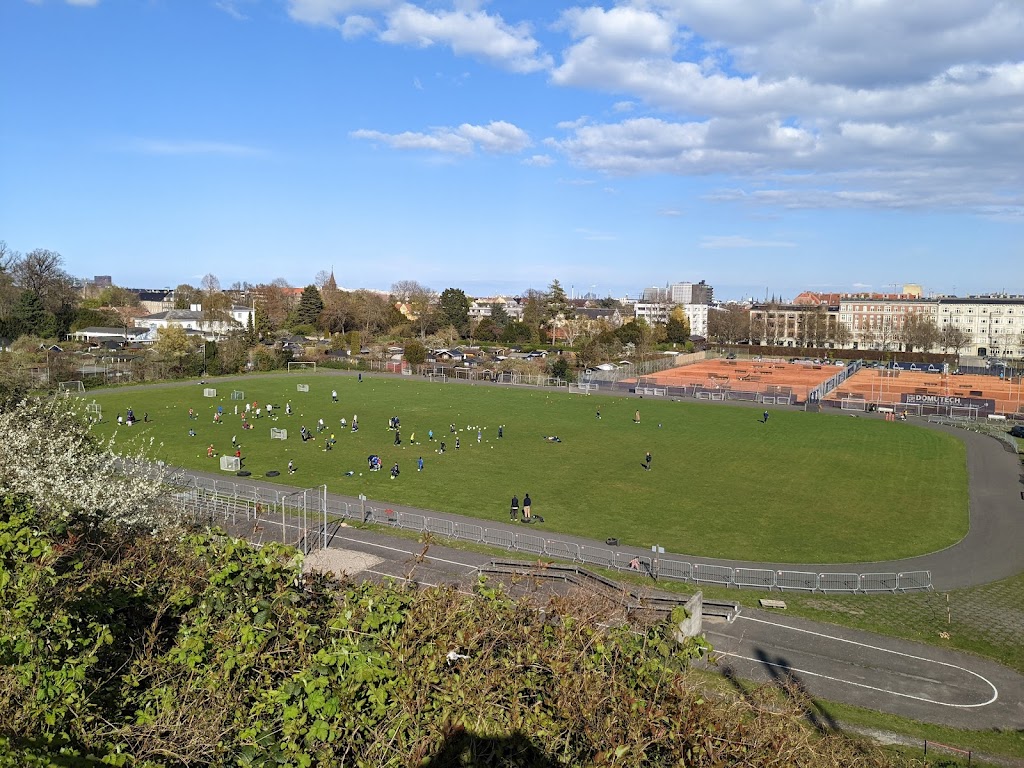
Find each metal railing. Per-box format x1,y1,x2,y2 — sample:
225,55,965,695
168,473,933,593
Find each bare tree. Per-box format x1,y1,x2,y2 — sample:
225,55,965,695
939,325,971,360
199,273,232,325
899,313,940,353
391,280,436,339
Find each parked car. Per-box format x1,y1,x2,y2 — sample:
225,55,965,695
1009,425,1024,438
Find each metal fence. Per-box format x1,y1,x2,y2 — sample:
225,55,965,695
806,359,864,404
582,351,708,383
168,473,932,593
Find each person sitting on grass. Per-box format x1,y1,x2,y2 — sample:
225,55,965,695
542,435,562,443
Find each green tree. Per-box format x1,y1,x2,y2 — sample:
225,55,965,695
547,355,572,382
437,288,471,337
152,324,193,375
616,320,643,347
173,283,201,309
403,339,427,366
546,279,572,321
666,308,691,344
489,302,510,328
294,285,324,329
501,321,532,344
474,316,499,341
14,290,48,337
521,289,545,339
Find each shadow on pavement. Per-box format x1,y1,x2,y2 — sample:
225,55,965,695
754,647,842,734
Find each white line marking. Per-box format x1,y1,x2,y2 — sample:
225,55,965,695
719,615,998,708
328,533,478,570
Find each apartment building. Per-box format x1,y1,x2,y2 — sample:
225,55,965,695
935,296,1024,357
837,295,937,351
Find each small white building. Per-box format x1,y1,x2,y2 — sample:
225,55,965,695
137,304,254,339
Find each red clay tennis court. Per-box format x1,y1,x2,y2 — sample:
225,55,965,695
827,369,1024,417
626,358,843,404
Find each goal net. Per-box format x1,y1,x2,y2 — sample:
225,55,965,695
58,380,85,394
287,361,317,373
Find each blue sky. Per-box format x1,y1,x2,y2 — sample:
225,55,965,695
1,0,1021,301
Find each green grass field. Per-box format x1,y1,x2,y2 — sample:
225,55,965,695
85,372,968,563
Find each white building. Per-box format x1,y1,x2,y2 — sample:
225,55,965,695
468,296,524,322
137,304,254,339
935,296,1024,357
682,304,709,338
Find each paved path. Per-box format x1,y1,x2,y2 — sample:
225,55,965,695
276,521,1024,730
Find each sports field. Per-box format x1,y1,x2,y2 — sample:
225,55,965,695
85,372,969,563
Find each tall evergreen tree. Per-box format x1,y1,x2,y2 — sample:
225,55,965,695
437,288,471,337
294,285,324,329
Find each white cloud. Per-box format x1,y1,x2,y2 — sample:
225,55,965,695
127,139,264,156
522,154,555,167
287,1,551,72
380,5,552,73
342,14,377,38
575,227,617,241
214,1,249,20
700,235,796,249
286,0,395,29
544,1,1024,214
351,120,530,155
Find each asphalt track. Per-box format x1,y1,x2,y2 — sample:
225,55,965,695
285,522,1024,730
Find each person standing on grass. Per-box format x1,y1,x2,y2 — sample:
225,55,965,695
510,494,519,521
332,389,337,402
763,410,769,423
417,456,424,472
522,493,532,522
644,451,652,471
634,409,640,424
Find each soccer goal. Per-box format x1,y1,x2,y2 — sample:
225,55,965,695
219,456,241,472
296,384,309,392
203,388,217,398
287,361,316,373
58,380,85,395
230,390,245,400
948,405,979,421
86,402,102,420
841,397,867,412
271,428,288,440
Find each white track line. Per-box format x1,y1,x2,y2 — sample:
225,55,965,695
716,615,998,708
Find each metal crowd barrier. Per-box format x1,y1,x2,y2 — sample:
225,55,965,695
170,474,934,593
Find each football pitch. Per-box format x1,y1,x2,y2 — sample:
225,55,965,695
86,372,969,563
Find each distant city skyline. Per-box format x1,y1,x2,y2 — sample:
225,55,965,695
2,1,1021,301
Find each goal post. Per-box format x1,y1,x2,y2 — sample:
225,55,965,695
287,361,317,373
58,380,85,394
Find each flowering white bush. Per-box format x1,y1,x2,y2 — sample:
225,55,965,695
0,397,176,530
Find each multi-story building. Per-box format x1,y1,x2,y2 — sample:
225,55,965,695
468,296,524,322
935,296,1024,357
633,302,673,324
749,301,845,347
682,304,710,338
669,280,713,305
837,295,937,351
